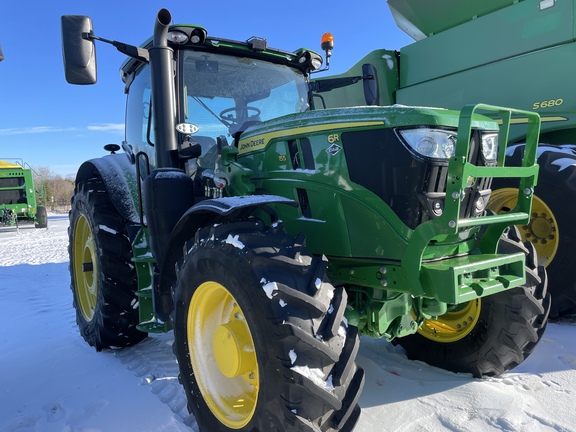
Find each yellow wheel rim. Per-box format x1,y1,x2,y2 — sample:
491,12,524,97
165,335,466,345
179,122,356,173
488,188,558,267
72,214,98,321
188,281,259,429
418,299,481,343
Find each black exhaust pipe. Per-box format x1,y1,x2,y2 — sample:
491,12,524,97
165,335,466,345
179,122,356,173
149,8,178,168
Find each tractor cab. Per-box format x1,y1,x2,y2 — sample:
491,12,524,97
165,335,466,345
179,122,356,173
119,26,319,172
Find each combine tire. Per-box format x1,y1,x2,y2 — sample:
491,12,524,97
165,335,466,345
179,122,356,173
35,205,48,228
172,220,364,432
394,228,550,378
69,177,146,350
489,144,576,317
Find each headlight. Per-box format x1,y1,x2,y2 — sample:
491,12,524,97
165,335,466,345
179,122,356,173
295,49,323,72
398,128,457,160
167,30,189,44
481,132,498,161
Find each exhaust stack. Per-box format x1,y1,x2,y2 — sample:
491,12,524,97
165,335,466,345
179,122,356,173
150,8,178,168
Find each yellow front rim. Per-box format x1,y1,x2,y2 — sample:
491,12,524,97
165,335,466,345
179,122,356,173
418,299,481,343
72,214,98,321
488,188,558,267
188,281,259,429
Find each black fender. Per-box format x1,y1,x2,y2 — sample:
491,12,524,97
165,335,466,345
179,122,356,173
155,195,298,321
75,154,140,225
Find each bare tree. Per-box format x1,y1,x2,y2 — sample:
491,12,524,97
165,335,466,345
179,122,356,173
33,166,75,212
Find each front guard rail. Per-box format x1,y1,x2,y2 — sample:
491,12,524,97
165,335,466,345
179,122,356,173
402,103,541,298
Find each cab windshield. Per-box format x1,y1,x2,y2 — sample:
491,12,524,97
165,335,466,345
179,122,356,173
180,50,309,152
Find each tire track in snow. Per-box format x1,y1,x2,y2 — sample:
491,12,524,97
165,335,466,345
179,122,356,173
113,333,199,431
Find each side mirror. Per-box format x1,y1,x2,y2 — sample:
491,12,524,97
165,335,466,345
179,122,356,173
61,15,97,84
0,43,4,62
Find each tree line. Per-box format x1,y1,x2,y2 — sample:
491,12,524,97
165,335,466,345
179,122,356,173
33,167,75,213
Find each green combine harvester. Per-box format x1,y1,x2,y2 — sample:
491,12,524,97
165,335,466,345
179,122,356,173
60,8,549,431
318,0,576,319
0,159,47,228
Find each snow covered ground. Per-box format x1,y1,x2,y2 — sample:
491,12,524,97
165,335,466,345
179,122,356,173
1,215,575,432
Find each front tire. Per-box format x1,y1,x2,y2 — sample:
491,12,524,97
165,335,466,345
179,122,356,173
394,228,550,377
69,176,146,350
172,220,364,431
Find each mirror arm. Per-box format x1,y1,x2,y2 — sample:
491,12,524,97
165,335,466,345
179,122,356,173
311,75,376,93
86,31,150,63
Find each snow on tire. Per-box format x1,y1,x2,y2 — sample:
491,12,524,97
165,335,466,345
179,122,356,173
172,219,364,432
69,176,147,350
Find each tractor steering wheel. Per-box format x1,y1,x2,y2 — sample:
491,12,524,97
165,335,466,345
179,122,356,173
219,106,261,127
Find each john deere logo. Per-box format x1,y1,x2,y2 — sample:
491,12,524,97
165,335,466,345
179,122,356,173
326,144,342,156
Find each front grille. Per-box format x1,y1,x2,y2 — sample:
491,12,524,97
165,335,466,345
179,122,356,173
342,128,493,229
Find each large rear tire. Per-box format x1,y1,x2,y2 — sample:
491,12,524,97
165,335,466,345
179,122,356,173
488,144,576,317
394,228,550,378
69,176,147,350
172,220,364,431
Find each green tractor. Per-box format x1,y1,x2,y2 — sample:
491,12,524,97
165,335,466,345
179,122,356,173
317,0,576,319
0,159,48,228
61,9,549,431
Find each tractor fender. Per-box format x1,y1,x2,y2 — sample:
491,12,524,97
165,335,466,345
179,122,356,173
75,154,140,224
154,195,298,320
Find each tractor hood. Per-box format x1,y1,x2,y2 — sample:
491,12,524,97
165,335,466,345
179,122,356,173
237,105,497,155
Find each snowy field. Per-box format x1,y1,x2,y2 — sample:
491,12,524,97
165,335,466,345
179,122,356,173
1,215,575,432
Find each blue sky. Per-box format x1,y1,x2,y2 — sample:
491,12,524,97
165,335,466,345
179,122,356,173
0,1,413,177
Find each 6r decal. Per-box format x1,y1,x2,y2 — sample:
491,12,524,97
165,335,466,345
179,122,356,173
328,134,340,143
